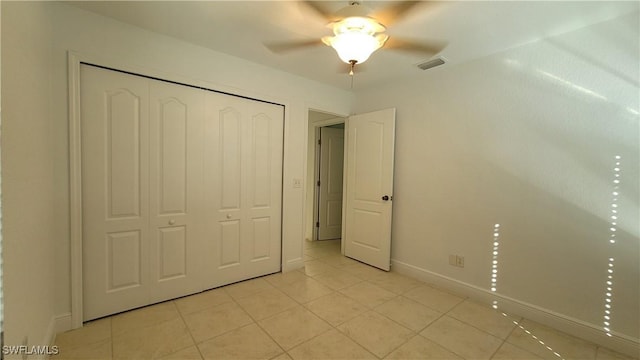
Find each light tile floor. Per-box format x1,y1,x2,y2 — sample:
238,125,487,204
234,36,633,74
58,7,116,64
54,239,637,360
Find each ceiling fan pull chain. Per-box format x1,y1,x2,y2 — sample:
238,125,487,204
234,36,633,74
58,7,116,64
349,60,357,89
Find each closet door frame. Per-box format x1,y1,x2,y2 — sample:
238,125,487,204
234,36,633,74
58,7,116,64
68,52,287,329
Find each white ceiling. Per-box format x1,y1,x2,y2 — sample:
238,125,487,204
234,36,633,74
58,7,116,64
68,1,639,91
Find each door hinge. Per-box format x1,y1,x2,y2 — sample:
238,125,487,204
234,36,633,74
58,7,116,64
317,180,321,186
316,222,320,227
318,139,321,145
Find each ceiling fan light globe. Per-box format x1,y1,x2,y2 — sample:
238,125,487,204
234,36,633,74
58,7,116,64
330,31,385,64
376,33,390,47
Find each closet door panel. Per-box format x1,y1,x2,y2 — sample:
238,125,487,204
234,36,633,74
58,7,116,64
220,221,241,268
220,108,242,211
157,99,188,214
251,217,271,260
204,96,283,287
157,226,187,280
148,81,204,301
244,104,283,273
81,65,151,321
204,95,244,285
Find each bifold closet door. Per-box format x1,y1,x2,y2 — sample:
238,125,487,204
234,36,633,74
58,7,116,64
81,66,205,320
203,94,284,288
81,64,284,321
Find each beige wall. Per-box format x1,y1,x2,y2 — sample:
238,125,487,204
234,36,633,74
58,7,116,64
1,1,57,349
354,11,639,345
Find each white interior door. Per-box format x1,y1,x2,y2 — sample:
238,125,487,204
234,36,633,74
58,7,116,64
81,66,152,320
318,127,344,240
344,108,396,271
148,81,204,303
203,94,283,288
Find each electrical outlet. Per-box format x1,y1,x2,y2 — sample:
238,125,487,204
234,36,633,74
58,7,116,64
292,178,302,188
449,255,465,268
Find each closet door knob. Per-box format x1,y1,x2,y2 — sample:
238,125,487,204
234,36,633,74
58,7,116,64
168,219,176,225
226,214,232,219
382,195,390,201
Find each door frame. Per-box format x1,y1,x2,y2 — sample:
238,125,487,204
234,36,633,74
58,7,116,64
305,110,346,245
68,51,289,329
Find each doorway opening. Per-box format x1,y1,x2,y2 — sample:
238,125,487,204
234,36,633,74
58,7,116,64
316,123,344,241
305,110,346,247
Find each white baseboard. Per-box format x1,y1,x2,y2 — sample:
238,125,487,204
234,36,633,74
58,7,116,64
35,315,57,360
53,313,72,335
283,257,304,272
43,316,56,346
391,259,640,358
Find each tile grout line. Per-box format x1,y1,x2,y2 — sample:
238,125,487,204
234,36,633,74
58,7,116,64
491,323,542,360
233,284,315,359
298,255,408,359
290,268,362,359
229,286,290,357
409,307,460,357
118,301,197,359
304,250,468,358
175,287,271,355
487,337,508,360
445,304,518,342
173,298,206,360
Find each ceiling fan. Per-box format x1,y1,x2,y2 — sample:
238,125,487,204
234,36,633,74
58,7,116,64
267,1,445,76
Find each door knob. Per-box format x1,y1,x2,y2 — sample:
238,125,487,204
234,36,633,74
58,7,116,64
226,214,232,219
382,195,390,201
168,219,176,225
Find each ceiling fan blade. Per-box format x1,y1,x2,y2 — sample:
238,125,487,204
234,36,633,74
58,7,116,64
384,37,447,55
265,39,325,54
370,1,422,27
300,1,335,22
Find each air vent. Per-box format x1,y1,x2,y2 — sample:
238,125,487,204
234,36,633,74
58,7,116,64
417,57,445,71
